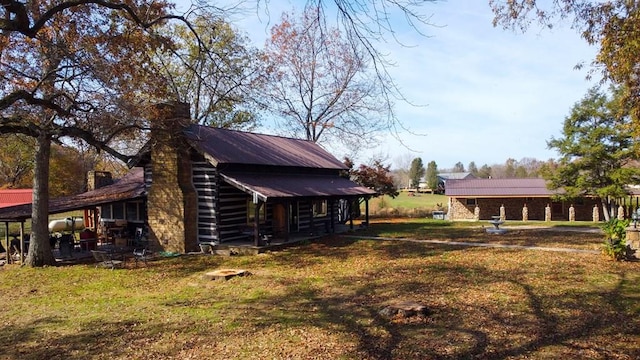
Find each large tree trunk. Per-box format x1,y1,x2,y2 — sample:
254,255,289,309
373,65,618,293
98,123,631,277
26,133,56,267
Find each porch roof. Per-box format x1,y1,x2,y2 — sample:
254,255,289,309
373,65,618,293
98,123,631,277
0,168,145,222
220,172,376,202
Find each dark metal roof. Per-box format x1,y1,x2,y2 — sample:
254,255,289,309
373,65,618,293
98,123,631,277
184,125,347,169
0,168,145,221
445,178,561,197
220,171,376,201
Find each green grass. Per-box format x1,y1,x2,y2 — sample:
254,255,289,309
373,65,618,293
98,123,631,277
371,192,448,210
0,223,637,359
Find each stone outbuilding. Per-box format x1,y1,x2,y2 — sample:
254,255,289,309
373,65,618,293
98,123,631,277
445,178,601,221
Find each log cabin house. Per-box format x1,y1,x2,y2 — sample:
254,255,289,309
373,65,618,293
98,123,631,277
0,104,375,254
133,115,376,253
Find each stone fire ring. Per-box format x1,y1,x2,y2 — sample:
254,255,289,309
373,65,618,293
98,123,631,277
203,269,249,281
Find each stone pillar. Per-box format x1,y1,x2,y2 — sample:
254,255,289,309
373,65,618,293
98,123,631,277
522,204,528,222
545,204,551,222
626,227,640,253
569,205,575,222
592,205,600,222
499,204,505,221
618,205,625,220
473,205,480,221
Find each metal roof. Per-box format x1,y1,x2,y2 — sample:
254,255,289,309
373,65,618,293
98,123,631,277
438,172,475,180
445,178,561,197
184,125,347,169
220,171,376,201
0,168,145,221
0,189,33,208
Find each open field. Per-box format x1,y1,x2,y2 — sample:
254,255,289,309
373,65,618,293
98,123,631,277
0,221,638,359
368,192,448,217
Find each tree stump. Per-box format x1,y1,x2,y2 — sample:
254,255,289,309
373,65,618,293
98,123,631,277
202,269,248,281
379,301,431,319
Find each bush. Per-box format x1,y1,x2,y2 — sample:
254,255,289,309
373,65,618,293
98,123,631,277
601,218,631,261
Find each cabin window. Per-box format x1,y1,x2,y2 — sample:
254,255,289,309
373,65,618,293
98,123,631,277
313,200,327,217
112,203,125,219
101,205,112,219
126,202,139,221
465,198,477,206
247,200,266,224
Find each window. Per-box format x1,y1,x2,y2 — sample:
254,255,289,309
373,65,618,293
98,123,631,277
247,200,266,224
465,198,477,206
313,200,327,217
101,205,112,219
126,202,139,221
112,203,124,219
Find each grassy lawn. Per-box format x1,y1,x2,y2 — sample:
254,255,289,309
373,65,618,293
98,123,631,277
0,221,638,359
378,192,448,208
369,192,448,211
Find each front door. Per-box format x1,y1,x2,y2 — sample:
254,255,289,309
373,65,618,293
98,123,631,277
273,203,286,236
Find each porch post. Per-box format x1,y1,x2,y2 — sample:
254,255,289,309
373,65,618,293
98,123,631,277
309,200,315,235
349,200,354,230
3,222,9,264
284,201,290,242
254,202,261,246
329,199,335,233
19,221,25,264
365,197,370,225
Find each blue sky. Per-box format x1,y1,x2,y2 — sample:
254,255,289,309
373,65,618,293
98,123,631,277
177,1,598,169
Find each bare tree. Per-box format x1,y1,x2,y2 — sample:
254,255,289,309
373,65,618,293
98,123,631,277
259,6,388,152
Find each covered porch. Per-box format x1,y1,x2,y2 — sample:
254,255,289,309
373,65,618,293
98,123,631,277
218,171,375,247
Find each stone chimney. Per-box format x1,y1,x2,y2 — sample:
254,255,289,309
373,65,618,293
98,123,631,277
146,102,198,253
87,171,113,191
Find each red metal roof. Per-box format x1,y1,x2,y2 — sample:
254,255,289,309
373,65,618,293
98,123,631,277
184,125,347,170
445,178,561,197
0,168,145,221
220,172,376,201
0,189,33,208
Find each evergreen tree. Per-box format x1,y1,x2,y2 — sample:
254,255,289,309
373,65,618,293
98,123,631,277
408,157,425,188
467,161,478,176
478,164,492,179
426,161,439,192
545,86,640,221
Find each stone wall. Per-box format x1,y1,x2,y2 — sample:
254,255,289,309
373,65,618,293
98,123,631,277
449,197,601,221
146,103,199,253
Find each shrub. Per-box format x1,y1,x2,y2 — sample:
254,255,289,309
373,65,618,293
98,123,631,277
601,218,631,261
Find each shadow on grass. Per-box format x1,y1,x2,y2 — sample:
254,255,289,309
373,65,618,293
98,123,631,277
203,257,640,359
0,233,637,359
